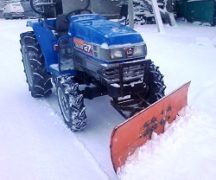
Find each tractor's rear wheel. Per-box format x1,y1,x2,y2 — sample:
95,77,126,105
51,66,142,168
20,31,52,97
143,61,166,104
57,76,87,131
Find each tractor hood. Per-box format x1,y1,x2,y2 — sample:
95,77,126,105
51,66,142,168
69,15,144,46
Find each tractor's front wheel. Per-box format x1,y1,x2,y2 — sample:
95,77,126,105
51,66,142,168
144,61,166,104
57,76,87,131
20,31,52,97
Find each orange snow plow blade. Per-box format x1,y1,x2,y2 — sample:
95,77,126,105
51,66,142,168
110,81,191,172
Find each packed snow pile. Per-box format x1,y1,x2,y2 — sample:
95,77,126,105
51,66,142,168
119,107,216,180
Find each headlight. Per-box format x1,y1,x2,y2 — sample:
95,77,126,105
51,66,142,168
133,45,146,57
110,48,124,59
94,43,147,61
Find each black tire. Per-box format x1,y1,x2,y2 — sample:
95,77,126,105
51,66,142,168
20,31,52,97
144,61,166,104
57,76,87,131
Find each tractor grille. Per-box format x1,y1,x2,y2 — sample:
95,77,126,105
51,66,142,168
102,61,146,84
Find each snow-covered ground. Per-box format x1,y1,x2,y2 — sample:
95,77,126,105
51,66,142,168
0,19,216,180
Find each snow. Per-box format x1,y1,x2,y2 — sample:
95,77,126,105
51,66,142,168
0,19,216,180
101,42,109,49
49,63,59,71
111,83,120,88
119,107,216,180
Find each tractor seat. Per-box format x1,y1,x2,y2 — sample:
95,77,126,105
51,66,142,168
55,15,69,34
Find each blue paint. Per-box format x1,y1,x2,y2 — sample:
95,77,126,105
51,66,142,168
69,14,144,46
27,19,58,72
26,14,146,78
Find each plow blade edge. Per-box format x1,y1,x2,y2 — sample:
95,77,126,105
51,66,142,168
110,82,191,172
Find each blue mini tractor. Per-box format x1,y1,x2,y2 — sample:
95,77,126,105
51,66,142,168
20,0,166,131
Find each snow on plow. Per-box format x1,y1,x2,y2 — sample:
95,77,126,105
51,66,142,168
110,82,191,172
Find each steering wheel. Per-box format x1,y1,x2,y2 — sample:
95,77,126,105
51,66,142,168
30,0,57,17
